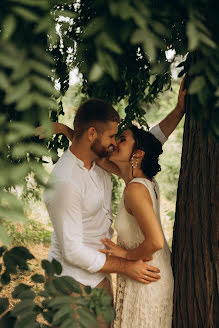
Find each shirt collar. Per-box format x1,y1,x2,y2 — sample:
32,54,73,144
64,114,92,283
67,148,96,171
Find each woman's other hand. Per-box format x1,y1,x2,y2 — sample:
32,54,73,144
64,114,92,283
99,238,127,259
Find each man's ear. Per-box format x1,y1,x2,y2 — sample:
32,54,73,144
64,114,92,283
87,127,97,142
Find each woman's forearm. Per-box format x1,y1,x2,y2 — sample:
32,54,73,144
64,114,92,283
125,238,164,261
52,123,74,141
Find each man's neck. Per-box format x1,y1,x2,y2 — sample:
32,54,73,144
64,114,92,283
69,139,97,170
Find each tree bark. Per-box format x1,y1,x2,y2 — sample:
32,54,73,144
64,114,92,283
172,90,219,327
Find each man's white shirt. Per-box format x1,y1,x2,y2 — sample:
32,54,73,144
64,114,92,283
44,124,167,287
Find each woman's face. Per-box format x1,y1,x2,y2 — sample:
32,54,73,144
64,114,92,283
109,129,135,163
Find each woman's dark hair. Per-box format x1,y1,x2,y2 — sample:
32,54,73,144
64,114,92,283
129,125,163,179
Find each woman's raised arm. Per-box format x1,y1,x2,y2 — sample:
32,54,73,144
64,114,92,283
35,122,74,141
35,123,122,177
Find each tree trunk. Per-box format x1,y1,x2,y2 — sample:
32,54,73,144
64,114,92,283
172,90,219,326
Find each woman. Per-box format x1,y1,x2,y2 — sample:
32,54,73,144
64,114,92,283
43,123,174,327
100,127,173,328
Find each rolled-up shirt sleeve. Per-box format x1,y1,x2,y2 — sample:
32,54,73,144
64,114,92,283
149,124,167,145
45,181,106,273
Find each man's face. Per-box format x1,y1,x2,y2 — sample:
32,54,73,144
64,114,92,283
91,121,118,158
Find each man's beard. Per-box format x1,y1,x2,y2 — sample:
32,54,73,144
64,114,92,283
91,138,109,158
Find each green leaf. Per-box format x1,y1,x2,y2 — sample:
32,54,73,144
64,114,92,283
189,76,206,94
31,274,45,283
89,63,104,82
186,21,199,51
58,276,82,295
193,18,210,36
11,63,30,81
34,15,52,34
152,22,170,38
101,306,115,324
12,143,50,158
47,296,72,308
84,285,92,294
31,75,58,96
18,290,36,300
74,296,89,307
0,298,9,315
0,72,10,91
9,121,35,138
0,53,18,69
0,207,26,223
77,308,98,328
0,310,16,327
100,293,112,306
38,290,49,297
0,226,11,245
95,32,122,55
167,211,175,221
1,15,17,40
97,51,118,80
32,46,54,64
30,60,52,77
11,300,35,316
14,311,37,328
60,318,78,328
41,260,54,277
53,276,82,295
131,28,158,62
12,284,31,299
83,17,105,38
0,270,10,285
52,279,71,296
34,94,57,110
13,6,39,22
5,80,31,105
51,258,62,275
205,67,218,86
42,310,53,323
3,247,33,275
199,33,216,49
52,305,71,325
0,246,7,257
12,0,48,9
16,93,34,111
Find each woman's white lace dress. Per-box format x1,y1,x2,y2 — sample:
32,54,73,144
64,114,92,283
114,178,174,328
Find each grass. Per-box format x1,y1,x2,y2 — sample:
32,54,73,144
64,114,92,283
4,218,52,246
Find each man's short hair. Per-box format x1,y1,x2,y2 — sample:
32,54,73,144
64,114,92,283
73,99,120,139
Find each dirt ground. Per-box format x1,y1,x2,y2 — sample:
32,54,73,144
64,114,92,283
1,195,174,310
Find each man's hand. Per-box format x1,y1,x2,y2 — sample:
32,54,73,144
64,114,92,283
176,74,187,113
35,125,46,139
125,259,160,284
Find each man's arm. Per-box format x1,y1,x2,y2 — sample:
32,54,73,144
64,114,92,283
99,255,160,284
45,180,160,283
158,74,187,139
45,181,106,273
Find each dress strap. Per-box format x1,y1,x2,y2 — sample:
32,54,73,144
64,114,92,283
128,178,159,200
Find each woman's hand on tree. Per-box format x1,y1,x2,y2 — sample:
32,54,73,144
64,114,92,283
177,74,188,113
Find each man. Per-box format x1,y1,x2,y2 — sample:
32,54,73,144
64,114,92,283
43,78,186,327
